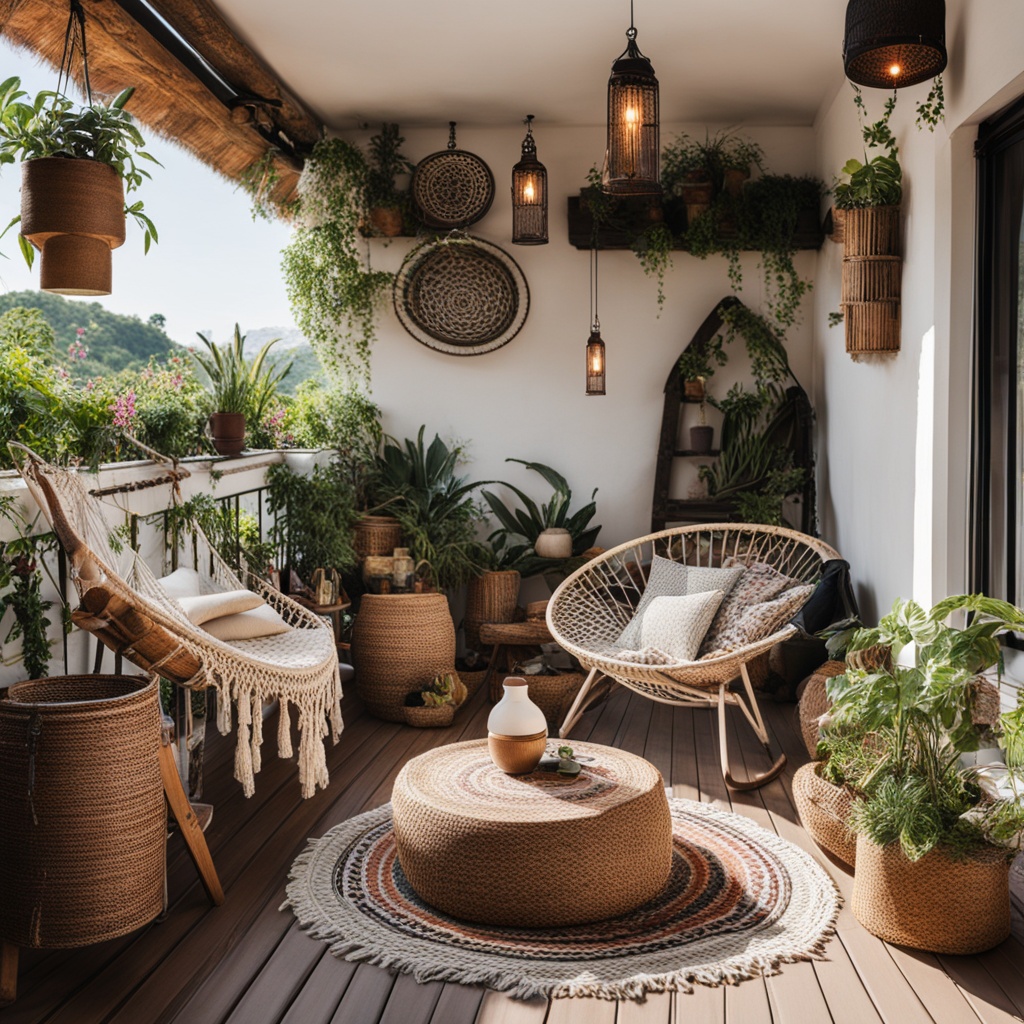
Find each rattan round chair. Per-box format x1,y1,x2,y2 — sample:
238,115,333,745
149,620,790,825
547,524,839,790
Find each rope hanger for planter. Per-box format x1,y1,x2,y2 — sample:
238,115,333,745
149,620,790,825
56,0,93,104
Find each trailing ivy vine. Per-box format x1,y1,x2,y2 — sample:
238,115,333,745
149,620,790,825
281,138,393,386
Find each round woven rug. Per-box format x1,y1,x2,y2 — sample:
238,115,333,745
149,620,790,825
283,797,840,1001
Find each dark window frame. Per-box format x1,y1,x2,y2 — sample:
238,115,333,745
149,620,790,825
973,93,1024,647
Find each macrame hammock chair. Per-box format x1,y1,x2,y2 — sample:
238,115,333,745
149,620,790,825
547,523,839,790
10,442,343,799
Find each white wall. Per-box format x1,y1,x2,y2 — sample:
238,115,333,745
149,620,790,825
362,123,818,557
811,0,1024,622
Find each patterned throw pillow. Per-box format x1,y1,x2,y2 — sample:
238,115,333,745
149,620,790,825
700,583,816,657
616,556,744,649
612,647,677,665
639,591,725,662
699,561,800,655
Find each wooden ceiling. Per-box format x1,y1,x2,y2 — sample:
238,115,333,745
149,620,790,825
0,0,323,199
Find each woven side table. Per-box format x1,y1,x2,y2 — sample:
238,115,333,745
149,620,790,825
391,738,673,927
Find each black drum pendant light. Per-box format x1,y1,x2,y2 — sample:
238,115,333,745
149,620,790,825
511,115,548,245
843,0,947,89
605,1,660,196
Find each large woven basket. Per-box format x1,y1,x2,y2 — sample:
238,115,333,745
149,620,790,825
352,594,456,722
796,660,847,758
403,703,455,728
851,835,1010,954
352,515,403,560
792,761,858,867
0,675,166,949
464,570,520,653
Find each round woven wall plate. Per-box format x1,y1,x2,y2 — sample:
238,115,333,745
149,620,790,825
412,149,495,228
394,235,529,356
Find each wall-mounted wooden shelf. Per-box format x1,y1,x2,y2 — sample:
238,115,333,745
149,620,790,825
566,195,825,252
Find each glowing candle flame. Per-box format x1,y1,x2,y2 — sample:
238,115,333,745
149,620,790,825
524,179,535,202
625,106,638,124
889,63,901,77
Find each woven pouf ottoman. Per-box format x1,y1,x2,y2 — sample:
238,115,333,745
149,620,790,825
391,738,673,927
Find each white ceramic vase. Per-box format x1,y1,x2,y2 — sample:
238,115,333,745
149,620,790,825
487,677,547,774
535,527,573,559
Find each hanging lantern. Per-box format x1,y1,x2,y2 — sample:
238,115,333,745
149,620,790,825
605,5,660,196
843,0,946,89
511,115,548,245
585,247,606,396
586,324,606,396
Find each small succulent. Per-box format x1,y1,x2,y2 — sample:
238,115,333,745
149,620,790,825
418,671,467,708
557,745,581,777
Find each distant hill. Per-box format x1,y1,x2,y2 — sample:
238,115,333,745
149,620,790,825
0,290,178,379
0,290,323,392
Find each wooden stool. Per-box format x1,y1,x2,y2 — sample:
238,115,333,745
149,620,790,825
479,619,555,701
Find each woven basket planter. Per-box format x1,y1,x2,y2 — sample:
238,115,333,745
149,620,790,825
0,675,165,950
792,762,858,867
464,570,521,653
352,593,456,722
352,515,403,560
403,703,456,728
852,835,1011,954
523,672,588,732
20,158,126,296
840,205,901,355
796,660,847,758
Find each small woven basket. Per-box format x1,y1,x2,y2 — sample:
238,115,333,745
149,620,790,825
796,660,847,758
523,673,589,732
352,594,456,722
403,704,455,728
852,835,1010,954
792,761,858,868
0,674,166,950
464,570,520,653
352,515,403,560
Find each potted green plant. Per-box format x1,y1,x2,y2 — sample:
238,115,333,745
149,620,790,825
191,324,291,456
662,130,764,219
0,77,158,296
677,336,726,401
362,123,415,238
821,595,1024,954
482,460,601,587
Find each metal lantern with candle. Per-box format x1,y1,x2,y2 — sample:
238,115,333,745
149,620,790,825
585,246,606,396
511,115,548,245
605,4,660,196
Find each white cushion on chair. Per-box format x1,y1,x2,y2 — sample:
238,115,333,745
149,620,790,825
202,603,292,640
157,566,204,599
616,556,744,649
639,591,725,662
178,589,266,625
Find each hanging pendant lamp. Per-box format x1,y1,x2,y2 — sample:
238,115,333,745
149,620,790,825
511,115,548,245
843,0,946,89
585,247,606,395
605,2,660,196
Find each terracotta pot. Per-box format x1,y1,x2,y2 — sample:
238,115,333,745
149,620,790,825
368,206,404,237
852,835,1010,954
487,678,547,774
690,425,713,454
723,166,751,197
534,528,573,560
209,412,246,457
21,157,126,296
683,378,706,402
678,173,713,224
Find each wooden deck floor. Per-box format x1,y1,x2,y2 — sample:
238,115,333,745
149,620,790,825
5,680,1024,1024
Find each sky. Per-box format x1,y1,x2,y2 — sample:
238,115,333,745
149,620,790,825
0,39,300,347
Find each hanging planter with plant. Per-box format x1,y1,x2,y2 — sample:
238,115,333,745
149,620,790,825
0,3,158,297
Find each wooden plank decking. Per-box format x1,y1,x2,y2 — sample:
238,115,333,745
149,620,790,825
3,681,1024,1024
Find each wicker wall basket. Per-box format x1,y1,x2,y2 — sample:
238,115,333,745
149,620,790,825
352,594,456,722
352,515,403,560
840,205,902,355
851,835,1011,954
792,761,858,868
464,570,521,653
0,675,166,950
